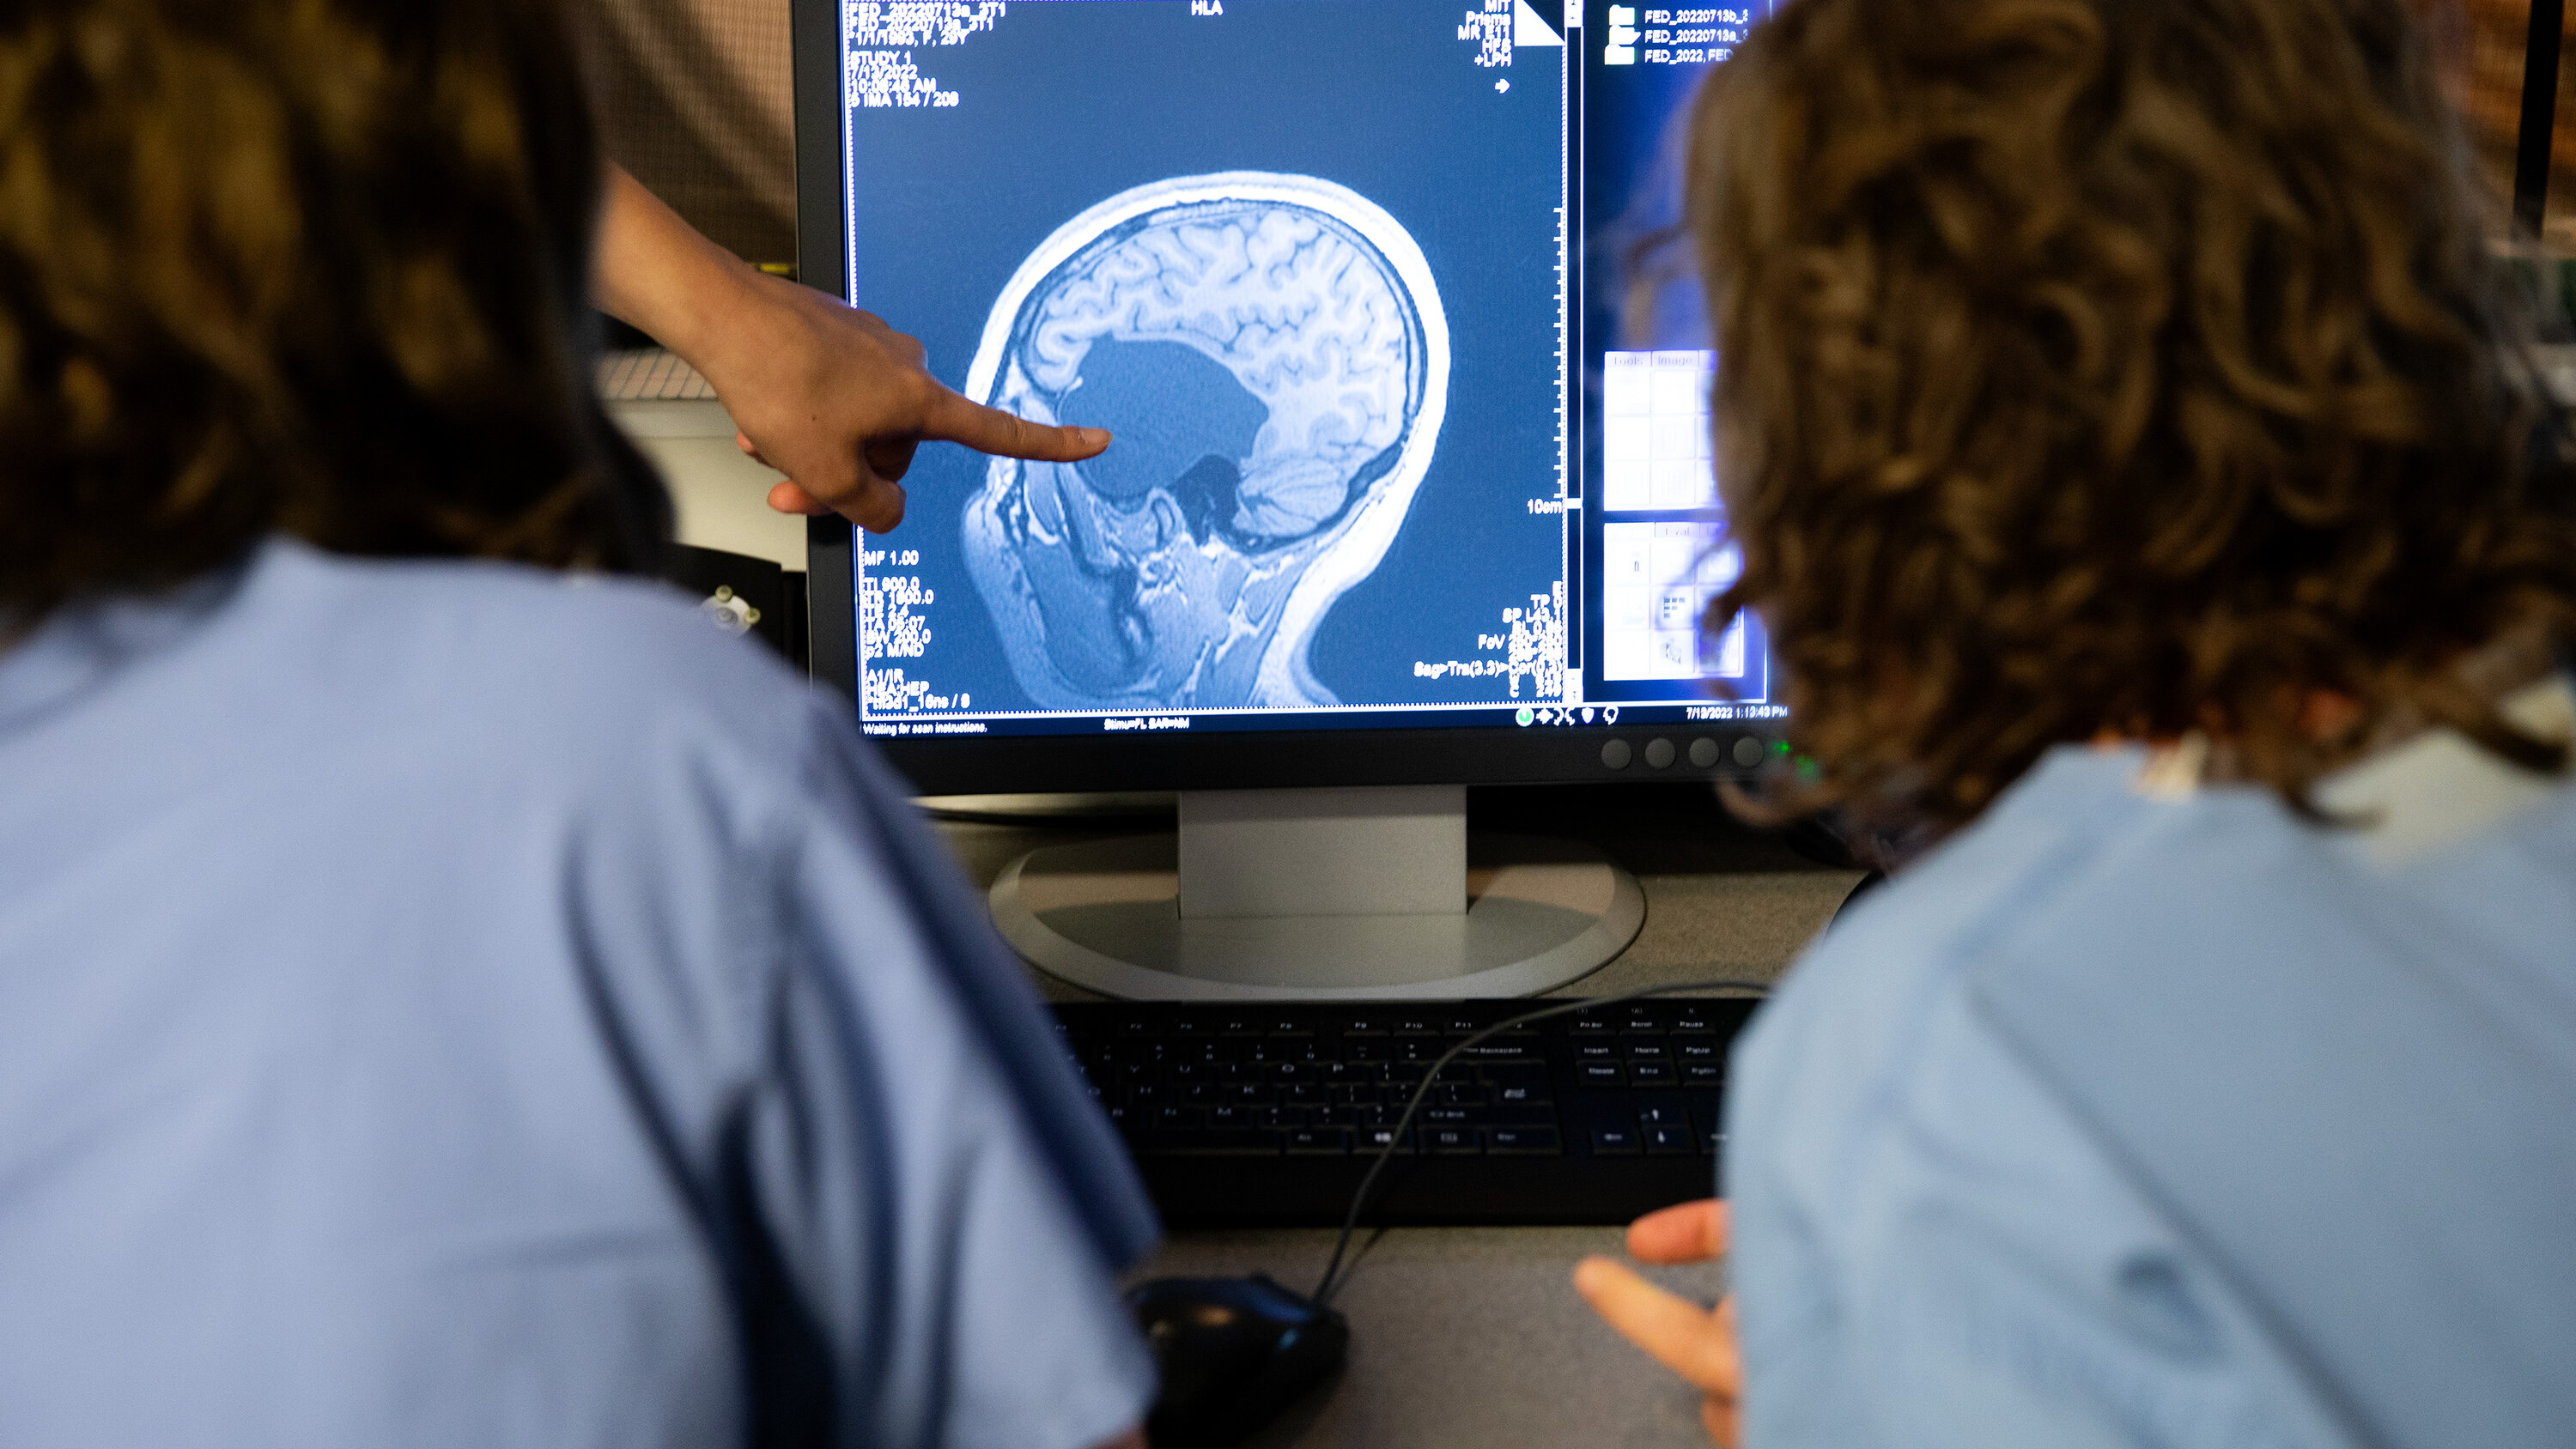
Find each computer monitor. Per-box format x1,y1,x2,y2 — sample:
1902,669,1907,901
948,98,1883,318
794,0,1784,998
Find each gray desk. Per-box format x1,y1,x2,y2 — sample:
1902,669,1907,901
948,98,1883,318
932,785,1862,1448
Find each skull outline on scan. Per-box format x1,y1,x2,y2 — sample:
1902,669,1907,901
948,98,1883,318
963,172,1451,711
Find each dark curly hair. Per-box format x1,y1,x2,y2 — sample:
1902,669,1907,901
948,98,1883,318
0,0,666,625
1688,0,2576,827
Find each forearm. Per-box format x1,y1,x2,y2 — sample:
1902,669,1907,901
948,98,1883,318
592,161,762,370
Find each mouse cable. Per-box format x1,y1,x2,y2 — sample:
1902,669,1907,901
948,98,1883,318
1309,976,1775,1308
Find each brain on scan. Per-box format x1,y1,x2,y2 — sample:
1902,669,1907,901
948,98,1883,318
963,173,1449,711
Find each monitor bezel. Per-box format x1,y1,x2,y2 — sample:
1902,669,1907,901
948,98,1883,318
790,0,1782,797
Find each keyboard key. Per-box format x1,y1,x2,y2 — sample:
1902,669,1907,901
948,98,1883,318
1485,1064,1553,1103
1672,1035,1722,1062
1424,1127,1482,1155
1425,1104,1556,1128
1629,1064,1679,1088
1623,1038,1669,1059
1360,1126,1416,1155
1484,1126,1563,1155
1578,1063,1627,1088
1285,1129,1352,1155
1589,1125,1642,1155
1453,1043,1543,1064
1570,1015,1615,1035
1644,1125,1696,1156
1683,1064,1726,1089
1340,1015,1388,1037
1574,1041,1619,1061
1691,1105,1723,1158
1636,1102,1687,1127
1162,1130,1281,1156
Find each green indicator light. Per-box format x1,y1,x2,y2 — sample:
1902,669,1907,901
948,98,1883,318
1516,707,1534,727
1771,739,1793,756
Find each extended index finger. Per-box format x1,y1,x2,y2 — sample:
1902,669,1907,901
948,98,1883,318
918,387,1110,464
1628,1198,1728,1265
1573,1257,1740,1394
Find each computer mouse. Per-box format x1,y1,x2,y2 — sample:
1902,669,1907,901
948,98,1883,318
1128,1274,1349,1449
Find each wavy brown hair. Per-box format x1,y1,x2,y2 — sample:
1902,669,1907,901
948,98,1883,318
1689,0,2576,827
0,0,665,624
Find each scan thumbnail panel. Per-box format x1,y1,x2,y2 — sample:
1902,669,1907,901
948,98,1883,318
848,0,1570,718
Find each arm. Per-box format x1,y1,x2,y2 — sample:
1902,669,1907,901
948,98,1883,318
592,163,1107,532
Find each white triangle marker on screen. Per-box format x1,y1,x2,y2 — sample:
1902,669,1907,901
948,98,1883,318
1516,0,1564,47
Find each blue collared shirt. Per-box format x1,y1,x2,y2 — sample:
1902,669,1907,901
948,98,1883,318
1727,691,2576,1447
0,541,1157,1449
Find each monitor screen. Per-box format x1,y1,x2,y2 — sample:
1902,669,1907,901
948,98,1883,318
823,0,1780,753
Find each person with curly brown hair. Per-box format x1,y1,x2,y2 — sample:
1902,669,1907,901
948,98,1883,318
0,3,1151,1446
1573,0,2576,1444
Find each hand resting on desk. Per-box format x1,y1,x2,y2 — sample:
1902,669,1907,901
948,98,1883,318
1575,1198,1740,1448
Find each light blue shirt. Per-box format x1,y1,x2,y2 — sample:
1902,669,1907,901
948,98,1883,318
0,541,1157,1449
1727,693,2576,1448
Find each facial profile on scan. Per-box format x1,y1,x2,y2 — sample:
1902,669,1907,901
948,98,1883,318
961,173,1450,712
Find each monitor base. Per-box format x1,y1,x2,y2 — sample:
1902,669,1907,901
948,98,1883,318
989,829,1645,1002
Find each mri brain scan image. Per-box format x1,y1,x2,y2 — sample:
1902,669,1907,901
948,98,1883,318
963,173,1450,710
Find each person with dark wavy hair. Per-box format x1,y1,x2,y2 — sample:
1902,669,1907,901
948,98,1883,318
1573,0,2576,1444
0,3,1151,1446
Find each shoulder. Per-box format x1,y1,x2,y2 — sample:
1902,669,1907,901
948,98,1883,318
1729,748,2153,1161
1729,755,2351,1447
233,538,840,794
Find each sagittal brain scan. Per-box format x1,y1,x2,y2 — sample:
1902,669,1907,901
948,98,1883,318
963,174,1449,711
842,0,1574,731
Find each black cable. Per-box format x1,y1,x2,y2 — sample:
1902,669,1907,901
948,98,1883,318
1309,977,1774,1307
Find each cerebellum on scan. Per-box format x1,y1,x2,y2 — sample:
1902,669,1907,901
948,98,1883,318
963,172,1449,712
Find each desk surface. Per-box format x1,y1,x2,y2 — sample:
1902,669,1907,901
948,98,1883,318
932,785,1862,1448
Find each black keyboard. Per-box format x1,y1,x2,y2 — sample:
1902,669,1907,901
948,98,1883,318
1053,997,1758,1227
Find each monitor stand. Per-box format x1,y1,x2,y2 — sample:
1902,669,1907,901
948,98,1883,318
987,786,1644,1001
